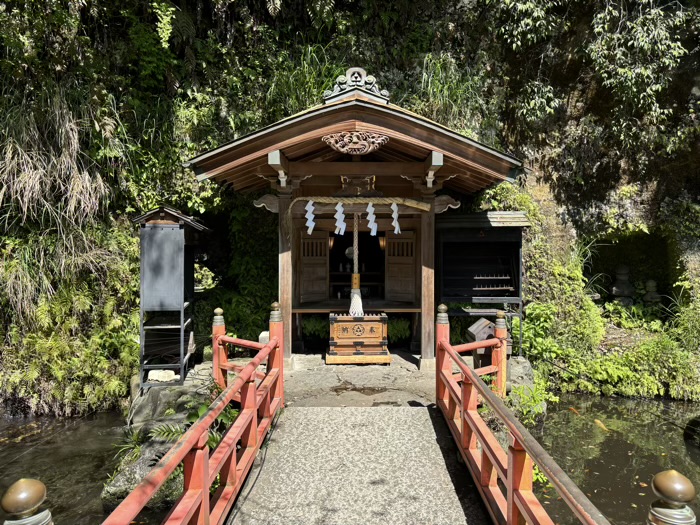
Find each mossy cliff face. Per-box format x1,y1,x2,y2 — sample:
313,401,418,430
480,181,700,401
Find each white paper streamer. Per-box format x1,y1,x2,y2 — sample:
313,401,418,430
334,202,346,235
304,200,316,235
366,203,377,236
390,203,401,234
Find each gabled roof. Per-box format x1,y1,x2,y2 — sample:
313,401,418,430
132,206,211,232
185,68,522,195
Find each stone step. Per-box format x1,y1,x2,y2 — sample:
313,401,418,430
227,406,488,525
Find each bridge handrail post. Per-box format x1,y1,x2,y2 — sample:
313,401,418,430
507,432,535,524
436,304,450,405
241,376,258,449
212,307,227,389
182,430,210,522
269,301,284,405
493,310,508,398
647,470,696,525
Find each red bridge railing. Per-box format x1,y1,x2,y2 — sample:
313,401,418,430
435,305,611,525
103,302,284,525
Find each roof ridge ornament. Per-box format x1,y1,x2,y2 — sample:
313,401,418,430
323,67,390,104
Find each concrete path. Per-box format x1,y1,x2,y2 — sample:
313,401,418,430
283,351,471,408
227,406,488,525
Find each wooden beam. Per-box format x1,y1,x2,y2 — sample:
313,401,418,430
268,150,289,188
289,162,424,177
278,195,293,359
421,195,436,365
425,151,443,188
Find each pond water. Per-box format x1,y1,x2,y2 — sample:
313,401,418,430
530,393,700,524
0,410,125,524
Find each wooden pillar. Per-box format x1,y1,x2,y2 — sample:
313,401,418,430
278,194,293,360
420,195,436,367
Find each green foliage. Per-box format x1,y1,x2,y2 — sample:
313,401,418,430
114,427,147,467
509,373,559,426
673,297,700,352
149,392,240,449
149,423,185,443
387,317,411,343
513,303,564,362
603,302,665,332
587,1,688,150
302,315,330,339
550,333,700,401
0,222,140,415
405,53,500,144
221,192,278,340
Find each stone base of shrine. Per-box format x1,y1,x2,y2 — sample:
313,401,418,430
325,351,392,365
419,357,436,371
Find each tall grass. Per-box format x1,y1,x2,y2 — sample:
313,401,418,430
406,53,500,145
266,45,346,120
0,82,130,327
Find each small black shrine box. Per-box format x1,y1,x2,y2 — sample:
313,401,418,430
436,211,528,307
437,211,528,354
133,206,210,387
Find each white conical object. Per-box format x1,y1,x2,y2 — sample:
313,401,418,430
349,289,364,317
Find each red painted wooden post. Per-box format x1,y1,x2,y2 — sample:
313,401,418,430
481,450,497,490
269,301,284,405
240,379,258,449
436,304,450,404
221,442,237,489
183,431,210,525
493,310,508,398
507,433,533,525
212,308,226,390
461,380,478,451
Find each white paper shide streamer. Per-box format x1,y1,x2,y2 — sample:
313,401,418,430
390,203,401,234
334,202,346,235
304,201,316,235
366,203,377,236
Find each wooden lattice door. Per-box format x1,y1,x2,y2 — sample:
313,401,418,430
385,231,416,302
299,231,329,303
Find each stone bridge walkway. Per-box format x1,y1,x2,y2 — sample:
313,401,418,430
226,353,488,525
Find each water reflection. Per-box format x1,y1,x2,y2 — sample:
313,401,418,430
0,411,124,524
530,394,700,525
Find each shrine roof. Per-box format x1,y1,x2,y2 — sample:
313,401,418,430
185,68,523,194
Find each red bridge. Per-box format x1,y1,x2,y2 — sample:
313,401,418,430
103,303,610,525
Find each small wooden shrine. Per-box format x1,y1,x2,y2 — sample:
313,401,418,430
185,67,523,367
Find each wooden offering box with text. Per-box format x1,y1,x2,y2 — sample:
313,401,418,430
327,313,391,364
